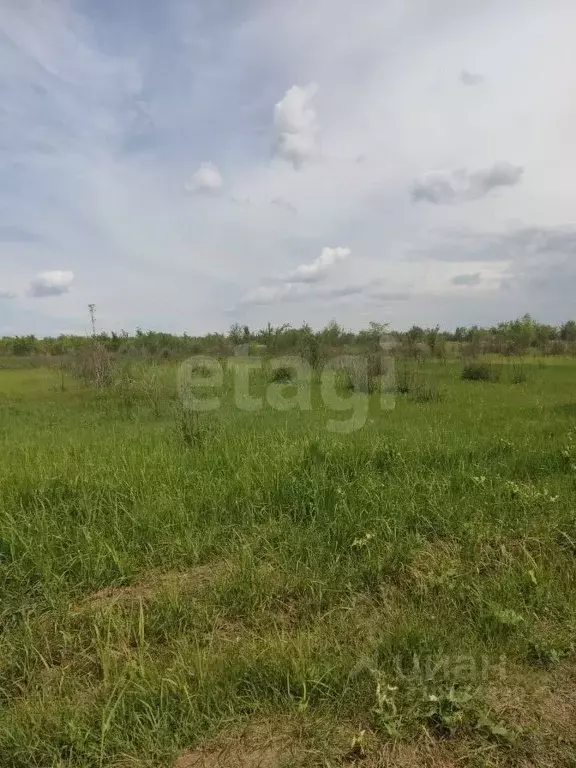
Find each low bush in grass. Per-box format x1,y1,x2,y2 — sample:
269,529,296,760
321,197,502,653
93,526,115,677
461,361,501,382
269,366,293,384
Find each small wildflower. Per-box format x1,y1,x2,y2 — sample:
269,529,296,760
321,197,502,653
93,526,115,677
504,480,558,503
352,531,376,548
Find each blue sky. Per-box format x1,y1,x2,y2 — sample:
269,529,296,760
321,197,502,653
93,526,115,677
1,0,576,335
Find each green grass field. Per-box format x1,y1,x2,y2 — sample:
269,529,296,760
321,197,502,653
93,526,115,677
0,357,575,767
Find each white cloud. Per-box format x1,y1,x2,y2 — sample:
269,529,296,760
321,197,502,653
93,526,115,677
238,246,352,307
288,246,351,283
274,83,320,169
411,162,524,205
460,69,484,86
186,162,224,194
0,290,17,299
29,270,74,298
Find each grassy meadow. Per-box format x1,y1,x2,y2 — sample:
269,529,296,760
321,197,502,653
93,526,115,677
0,355,575,767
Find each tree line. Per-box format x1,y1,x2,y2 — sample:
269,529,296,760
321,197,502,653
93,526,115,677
2,314,576,360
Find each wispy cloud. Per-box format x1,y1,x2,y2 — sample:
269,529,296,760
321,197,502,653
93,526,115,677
413,225,576,263
367,289,411,301
411,162,524,205
319,284,411,302
451,272,482,286
238,284,299,306
318,285,365,299
270,197,298,215
0,290,17,300
238,277,411,309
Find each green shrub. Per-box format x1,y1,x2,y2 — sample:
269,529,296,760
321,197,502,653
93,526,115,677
461,362,501,382
269,366,293,384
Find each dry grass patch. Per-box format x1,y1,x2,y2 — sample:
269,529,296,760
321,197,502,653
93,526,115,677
78,562,230,611
175,722,513,768
487,662,576,735
481,661,576,766
174,718,312,768
360,740,460,768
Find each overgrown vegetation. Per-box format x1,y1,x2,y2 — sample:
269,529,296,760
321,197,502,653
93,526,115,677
0,320,575,767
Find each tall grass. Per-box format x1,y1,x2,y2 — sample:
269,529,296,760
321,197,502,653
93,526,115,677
0,358,575,766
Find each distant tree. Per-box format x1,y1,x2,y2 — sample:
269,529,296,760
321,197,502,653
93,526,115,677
561,320,576,342
425,325,440,355
228,323,244,345
406,325,425,343
320,320,345,346
12,335,37,356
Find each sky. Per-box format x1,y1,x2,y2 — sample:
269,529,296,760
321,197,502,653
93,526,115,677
1,0,575,336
